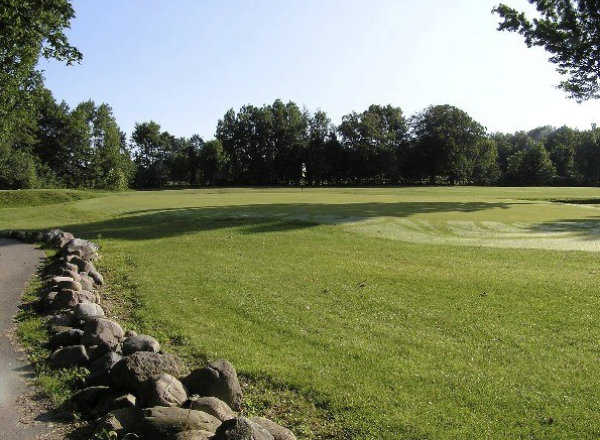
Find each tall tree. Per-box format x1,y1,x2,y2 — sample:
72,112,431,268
1,0,82,143
338,105,408,183
410,105,490,184
494,1,600,101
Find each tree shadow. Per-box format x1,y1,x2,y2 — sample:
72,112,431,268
527,217,600,241
31,201,518,242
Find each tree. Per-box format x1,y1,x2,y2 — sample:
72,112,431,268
338,105,408,183
505,142,556,185
199,139,226,185
494,1,600,101
131,121,171,188
1,0,82,143
410,105,489,184
545,126,578,182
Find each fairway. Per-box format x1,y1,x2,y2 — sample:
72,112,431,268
3,187,600,439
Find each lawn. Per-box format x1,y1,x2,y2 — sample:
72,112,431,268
3,187,600,439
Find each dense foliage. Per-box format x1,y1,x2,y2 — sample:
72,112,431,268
6,93,600,188
4,0,600,189
494,0,600,101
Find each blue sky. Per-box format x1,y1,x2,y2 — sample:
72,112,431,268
39,0,600,140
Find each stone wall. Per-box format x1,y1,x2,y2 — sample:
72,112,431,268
3,229,296,440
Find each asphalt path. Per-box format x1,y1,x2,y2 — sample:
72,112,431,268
0,238,46,440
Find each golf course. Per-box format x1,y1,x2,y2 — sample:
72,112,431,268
3,186,600,439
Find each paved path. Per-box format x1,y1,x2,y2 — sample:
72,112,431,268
0,238,46,440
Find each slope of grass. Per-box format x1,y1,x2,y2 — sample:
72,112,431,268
4,187,600,439
0,189,104,209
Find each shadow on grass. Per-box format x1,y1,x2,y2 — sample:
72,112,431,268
42,201,517,242
527,217,600,241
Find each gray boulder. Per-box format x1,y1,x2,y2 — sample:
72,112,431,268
87,351,122,386
49,328,84,348
79,274,95,291
53,289,98,309
70,386,112,414
57,279,82,292
250,417,296,440
40,291,57,310
82,317,124,350
122,334,160,355
186,396,236,422
88,269,104,285
47,312,74,327
62,238,99,261
50,345,89,368
66,255,94,273
95,407,142,436
214,417,273,440
110,351,187,391
60,270,81,282
74,302,105,320
183,359,243,411
175,430,216,440
139,407,221,438
62,262,79,273
141,373,188,407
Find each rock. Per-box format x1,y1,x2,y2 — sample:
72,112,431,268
95,407,142,435
183,360,243,411
79,274,95,291
186,396,236,422
125,329,138,338
57,232,75,248
109,393,137,410
62,238,99,261
93,392,137,417
50,345,89,368
60,270,81,282
67,255,95,273
110,352,187,391
87,351,122,385
40,291,57,310
139,407,221,438
48,324,73,335
44,229,65,245
53,290,98,309
141,373,188,407
122,334,160,355
57,279,82,292
70,386,112,413
51,275,74,285
31,231,45,242
74,302,105,320
175,430,216,440
88,269,104,285
214,417,273,440
49,328,84,348
62,262,79,273
250,417,296,440
82,317,124,350
47,312,74,327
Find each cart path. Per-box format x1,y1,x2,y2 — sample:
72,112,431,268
0,238,47,440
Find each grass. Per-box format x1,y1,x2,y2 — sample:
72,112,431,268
15,251,90,406
4,186,600,439
0,189,103,208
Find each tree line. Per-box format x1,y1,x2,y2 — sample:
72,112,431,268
4,1,600,190
4,90,600,189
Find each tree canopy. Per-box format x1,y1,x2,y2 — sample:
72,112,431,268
494,0,600,101
0,0,82,144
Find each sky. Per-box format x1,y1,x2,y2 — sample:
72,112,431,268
39,0,600,140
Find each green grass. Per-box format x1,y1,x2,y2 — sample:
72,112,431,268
0,189,103,208
5,187,600,439
15,253,90,406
